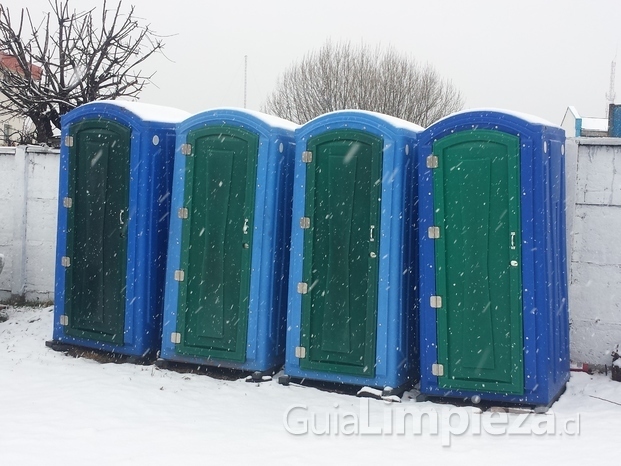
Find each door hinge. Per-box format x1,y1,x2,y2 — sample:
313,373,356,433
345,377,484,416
174,270,185,282
430,296,442,309
63,197,73,208
64,135,74,147
302,151,313,163
59,315,69,326
295,346,306,359
300,217,310,229
171,332,181,344
432,363,444,377
297,282,308,294
428,226,440,239
61,256,71,268
178,207,189,219
180,143,192,156
426,155,439,169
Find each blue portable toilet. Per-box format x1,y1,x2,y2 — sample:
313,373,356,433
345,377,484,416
281,110,422,392
159,108,296,375
50,100,189,358
417,109,569,409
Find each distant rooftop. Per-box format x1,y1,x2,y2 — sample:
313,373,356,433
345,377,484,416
561,106,608,137
0,52,42,81
582,117,608,132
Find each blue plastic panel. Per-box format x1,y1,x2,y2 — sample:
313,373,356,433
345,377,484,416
609,105,621,137
53,101,187,357
417,110,569,406
160,108,296,372
285,111,421,389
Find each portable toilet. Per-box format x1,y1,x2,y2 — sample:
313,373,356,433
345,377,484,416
50,100,189,359
159,108,296,376
281,110,422,393
417,109,569,410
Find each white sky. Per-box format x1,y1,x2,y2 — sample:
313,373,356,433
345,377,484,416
3,0,621,124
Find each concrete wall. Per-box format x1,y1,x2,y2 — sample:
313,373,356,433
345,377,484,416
1,138,620,367
568,137,621,365
0,145,59,303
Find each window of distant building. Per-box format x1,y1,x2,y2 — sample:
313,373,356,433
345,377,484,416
3,123,11,144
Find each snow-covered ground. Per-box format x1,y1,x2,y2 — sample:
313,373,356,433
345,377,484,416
1,306,619,465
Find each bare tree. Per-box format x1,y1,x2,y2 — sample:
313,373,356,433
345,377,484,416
263,41,464,127
0,0,165,144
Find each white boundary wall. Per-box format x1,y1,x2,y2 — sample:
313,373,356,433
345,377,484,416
0,145,59,303
567,138,621,366
1,139,620,366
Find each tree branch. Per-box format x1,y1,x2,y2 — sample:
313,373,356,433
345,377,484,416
0,0,166,143
262,40,464,126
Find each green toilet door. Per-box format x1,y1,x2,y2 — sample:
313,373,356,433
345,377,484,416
65,119,131,344
176,126,258,362
299,130,382,377
433,129,524,394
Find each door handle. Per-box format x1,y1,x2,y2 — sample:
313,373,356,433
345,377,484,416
370,225,375,242
510,231,516,250
119,209,125,225
243,218,249,235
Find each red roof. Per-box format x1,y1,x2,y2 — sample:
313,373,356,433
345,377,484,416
0,52,42,81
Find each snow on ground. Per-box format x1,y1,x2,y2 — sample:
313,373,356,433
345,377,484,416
1,306,620,465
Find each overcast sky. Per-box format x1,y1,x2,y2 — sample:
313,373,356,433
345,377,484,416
3,0,621,125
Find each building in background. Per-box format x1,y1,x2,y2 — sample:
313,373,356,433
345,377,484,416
0,52,42,146
561,104,621,138
561,106,608,137
608,104,621,137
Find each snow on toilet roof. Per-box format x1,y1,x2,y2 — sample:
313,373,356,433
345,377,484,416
91,100,190,123
309,109,424,132
195,107,299,131
434,107,561,129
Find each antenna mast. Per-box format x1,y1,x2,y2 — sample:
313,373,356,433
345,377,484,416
606,56,617,114
244,55,248,109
